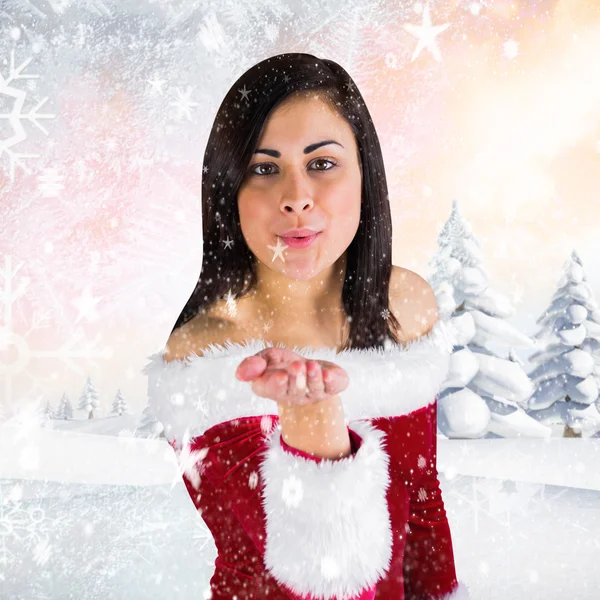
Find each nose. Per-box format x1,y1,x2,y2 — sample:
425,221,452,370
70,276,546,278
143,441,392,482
280,173,315,213
281,197,314,213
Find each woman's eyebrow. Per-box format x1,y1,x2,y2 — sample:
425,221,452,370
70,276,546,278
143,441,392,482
253,140,344,158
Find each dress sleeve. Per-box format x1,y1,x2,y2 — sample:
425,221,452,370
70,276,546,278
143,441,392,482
370,400,471,600
178,415,395,600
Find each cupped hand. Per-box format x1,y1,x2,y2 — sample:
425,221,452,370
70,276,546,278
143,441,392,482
234,347,349,407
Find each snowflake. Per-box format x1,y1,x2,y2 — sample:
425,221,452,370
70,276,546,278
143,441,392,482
385,52,401,70
173,430,209,491
0,254,108,420
446,474,548,533
110,487,179,566
402,4,451,63
0,481,69,574
264,22,279,43
169,86,200,122
248,471,259,490
0,50,56,182
224,290,238,318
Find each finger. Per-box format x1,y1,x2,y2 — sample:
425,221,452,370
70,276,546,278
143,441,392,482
235,356,267,381
321,367,334,394
287,360,308,397
237,347,285,381
270,369,289,398
306,360,325,395
254,346,291,365
322,366,349,395
251,368,287,400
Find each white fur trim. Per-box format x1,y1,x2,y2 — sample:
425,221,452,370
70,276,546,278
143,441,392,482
440,581,472,599
142,319,456,449
259,419,392,599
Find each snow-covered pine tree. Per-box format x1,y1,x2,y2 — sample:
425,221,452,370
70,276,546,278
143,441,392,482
135,402,165,439
111,388,130,416
526,250,600,438
77,376,101,419
428,199,550,438
44,399,54,418
56,393,73,420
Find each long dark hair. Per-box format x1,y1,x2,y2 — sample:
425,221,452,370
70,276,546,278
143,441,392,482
170,53,402,350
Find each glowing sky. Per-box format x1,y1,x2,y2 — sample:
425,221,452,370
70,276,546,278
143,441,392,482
368,0,600,313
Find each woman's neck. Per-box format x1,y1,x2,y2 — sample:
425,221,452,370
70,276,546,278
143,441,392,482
234,289,346,337
247,252,347,323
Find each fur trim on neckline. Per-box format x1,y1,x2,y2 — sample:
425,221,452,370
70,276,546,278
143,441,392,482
142,319,456,448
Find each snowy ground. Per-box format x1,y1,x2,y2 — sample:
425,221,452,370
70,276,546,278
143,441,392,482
1,425,599,600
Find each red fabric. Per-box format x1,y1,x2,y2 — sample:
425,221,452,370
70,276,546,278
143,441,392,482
174,399,458,600
372,401,459,600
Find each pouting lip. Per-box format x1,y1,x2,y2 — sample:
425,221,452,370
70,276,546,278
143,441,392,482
278,228,321,238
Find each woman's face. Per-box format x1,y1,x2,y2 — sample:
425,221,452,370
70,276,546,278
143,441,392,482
237,93,363,281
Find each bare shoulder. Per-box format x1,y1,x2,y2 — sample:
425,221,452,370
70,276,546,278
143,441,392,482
164,313,242,363
389,265,440,342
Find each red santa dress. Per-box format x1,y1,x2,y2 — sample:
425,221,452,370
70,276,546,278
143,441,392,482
143,318,471,600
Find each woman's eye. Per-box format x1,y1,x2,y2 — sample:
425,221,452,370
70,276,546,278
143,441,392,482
250,163,276,177
248,158,337,177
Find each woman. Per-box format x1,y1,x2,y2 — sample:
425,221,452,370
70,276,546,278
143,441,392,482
144,53,470,599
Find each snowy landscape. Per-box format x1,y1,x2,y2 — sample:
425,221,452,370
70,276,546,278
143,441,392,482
2,0,600,598
432,202,600,442
1,413,600,600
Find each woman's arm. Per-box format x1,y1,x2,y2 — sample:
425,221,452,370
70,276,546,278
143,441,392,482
235,346,354,460
277,393,353,460
182,413,390,600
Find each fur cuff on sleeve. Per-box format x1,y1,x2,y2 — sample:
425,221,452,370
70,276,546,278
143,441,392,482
258,420,393,600
439,581,472,599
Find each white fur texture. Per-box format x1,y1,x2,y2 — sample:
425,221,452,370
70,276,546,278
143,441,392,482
142,319,456,450
259,419,393,599
440,581,472,599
